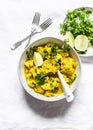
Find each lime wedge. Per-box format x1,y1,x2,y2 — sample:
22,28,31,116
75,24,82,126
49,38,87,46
33,52,43,66
65,31,75,47
74,35,88,52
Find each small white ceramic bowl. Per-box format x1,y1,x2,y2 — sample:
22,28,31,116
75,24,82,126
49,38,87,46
18,37,81,102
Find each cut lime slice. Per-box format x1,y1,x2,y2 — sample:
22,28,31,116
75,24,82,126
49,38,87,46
33,52,43,66
65,31,75,47
74,35,88,52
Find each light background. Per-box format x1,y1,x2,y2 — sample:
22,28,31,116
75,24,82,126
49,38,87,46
0,0,93,130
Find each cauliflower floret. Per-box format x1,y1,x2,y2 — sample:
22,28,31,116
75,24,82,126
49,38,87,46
30,66,42,77
61,57,76,76
37,46,44,55
26,78,36,88
24,60,34,69
34,86,44,94
42,60,60,74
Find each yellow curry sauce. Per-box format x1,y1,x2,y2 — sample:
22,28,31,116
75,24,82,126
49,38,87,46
24,43,76,97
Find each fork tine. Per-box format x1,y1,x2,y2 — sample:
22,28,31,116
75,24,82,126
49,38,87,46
40,18,52,28
32,12,41,25
40,18,52,30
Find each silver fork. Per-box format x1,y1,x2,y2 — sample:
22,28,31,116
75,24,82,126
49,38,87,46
11,12,40,50
26,12,40,48
25,18,52,48
11,18,52,50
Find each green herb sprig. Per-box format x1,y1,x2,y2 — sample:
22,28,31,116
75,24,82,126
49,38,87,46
34,72,46,85
26,46,37,59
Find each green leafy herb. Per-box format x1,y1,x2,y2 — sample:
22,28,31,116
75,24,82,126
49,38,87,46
42,50,49,57
34,72,46,85
54,58,61,63
50,79,56,89
75,49,87,54
26,46,37,59
60,7,93,46
51,44,58,56
61,43,70,52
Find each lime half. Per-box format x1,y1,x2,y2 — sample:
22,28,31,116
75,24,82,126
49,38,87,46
74,35,88,52
65,31,75,47
33,52,43,66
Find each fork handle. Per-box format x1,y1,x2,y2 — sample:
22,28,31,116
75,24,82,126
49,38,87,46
25,29,35,49
11,31,36,50
10,35,30,50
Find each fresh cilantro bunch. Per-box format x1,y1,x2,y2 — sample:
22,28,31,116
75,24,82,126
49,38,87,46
60,7,93,46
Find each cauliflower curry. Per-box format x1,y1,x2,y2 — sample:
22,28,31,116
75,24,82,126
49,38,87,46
24,43,76,97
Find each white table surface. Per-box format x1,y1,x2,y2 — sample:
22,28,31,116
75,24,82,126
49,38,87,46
0,0,93,130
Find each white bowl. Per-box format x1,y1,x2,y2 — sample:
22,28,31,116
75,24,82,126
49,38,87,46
18,37,81,102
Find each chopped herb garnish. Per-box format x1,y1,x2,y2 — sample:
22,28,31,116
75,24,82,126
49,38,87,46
42,50,49,57
61,43,70,52
26,46,37,59
34,72,46,85
54,58,61,63
50,83,56,88
51,44,58,56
